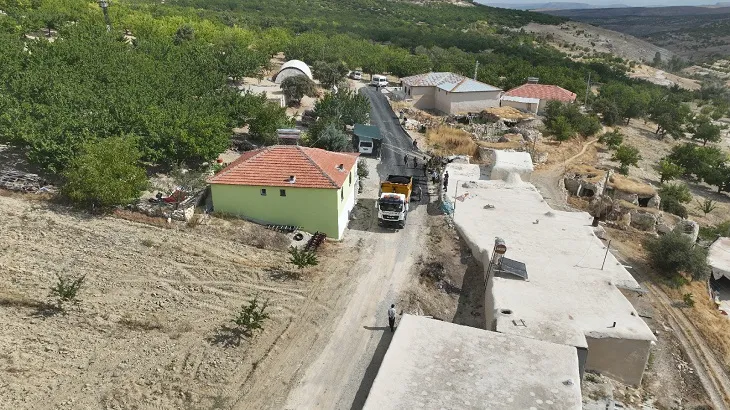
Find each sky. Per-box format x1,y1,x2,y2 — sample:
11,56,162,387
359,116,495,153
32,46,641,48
481,0,726,6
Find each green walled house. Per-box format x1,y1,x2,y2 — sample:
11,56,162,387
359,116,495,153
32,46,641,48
208,145,360,240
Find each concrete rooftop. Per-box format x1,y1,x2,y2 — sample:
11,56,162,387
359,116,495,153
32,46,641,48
363,315,582,410
709,237,730,280
446,164,655,344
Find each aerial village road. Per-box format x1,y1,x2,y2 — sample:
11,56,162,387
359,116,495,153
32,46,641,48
282,87,429,409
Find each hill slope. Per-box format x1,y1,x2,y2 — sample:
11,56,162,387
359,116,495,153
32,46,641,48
545,6,730,61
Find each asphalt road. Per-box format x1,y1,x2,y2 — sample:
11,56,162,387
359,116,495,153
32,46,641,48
359,87,422,179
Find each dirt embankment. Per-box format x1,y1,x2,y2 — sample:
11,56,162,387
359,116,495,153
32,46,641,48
0,192,360,410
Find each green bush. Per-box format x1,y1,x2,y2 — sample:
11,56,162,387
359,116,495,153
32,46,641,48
598,130,624,149
654,159,684,184
659,183,692,204
357,159,369,180
281,75,317,106
645,231,708,280
288,246,318,272
62,137,148,210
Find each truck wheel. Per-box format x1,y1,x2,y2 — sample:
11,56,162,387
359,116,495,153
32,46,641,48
398,222,405,229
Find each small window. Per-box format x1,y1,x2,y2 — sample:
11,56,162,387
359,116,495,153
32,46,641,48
280,189,286,197
340,189,344,201
260,189,267,196
349,173,352,185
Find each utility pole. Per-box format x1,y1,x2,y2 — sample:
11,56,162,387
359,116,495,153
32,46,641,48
474,60,479,80
99,0,111,32
584,72,591,107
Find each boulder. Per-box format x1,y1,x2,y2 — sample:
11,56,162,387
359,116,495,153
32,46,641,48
630,211,658,232
673,220,699,243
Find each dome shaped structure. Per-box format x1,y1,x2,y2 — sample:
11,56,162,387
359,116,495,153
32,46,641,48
273,60,313,84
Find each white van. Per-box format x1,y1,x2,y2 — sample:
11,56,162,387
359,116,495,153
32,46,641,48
371,74,388,87
358,140,374,154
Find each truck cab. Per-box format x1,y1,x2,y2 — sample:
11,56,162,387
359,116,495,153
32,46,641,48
378,193,408,228
377,175,414,229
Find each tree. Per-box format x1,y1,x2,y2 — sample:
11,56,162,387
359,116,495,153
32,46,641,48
702,164,730,194
659,183,692,204
248,101,292,145
598,130,624,149
690,116,722,146
612,144,642,175
62,137,148,209
312,60,348,89
312,122,350,152
313,90,370,126
654,158,684,184
280,76,317,106
649,96,690,139
549,116,573,144
575,114,602,138
173,25,195,45
645,231,708,280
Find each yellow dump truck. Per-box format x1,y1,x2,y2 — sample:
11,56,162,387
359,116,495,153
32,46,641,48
378,175,413,228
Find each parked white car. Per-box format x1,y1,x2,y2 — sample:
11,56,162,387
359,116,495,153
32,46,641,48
350,70,362,80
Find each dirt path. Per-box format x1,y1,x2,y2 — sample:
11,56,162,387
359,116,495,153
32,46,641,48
531,138,598,211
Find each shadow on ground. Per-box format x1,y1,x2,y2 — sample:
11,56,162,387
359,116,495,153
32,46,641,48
349,328,394,410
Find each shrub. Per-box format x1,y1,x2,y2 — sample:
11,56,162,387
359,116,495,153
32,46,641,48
62,137,148,210
50,273,86,311
233,295,270,335
696,198,717,216
550,116,574,144
357,159,369,180
659,183,692,218
645,231,708,280
288,246,319,272
661,196,688,218
683,293,695,307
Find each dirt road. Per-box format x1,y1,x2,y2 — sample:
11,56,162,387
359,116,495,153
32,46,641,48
283,87,429,409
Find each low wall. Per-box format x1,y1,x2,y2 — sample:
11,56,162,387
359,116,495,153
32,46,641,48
584,336,652,386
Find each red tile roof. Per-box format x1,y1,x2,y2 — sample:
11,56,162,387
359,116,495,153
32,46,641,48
208,145,359,189
504,84,577,103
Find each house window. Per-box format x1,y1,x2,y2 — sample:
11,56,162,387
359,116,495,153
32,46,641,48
340,189,344,201
260,189,267,196
280,189,286,197
349,172,352,186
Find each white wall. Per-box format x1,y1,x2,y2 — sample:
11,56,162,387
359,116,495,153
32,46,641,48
336,172,358,240
435,89,502,114
406,85,436,111
501,99,538,114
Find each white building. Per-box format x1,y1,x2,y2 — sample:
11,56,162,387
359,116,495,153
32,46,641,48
401,72,502,115
445,161,656,386
272,60,313,84
363,315,582,410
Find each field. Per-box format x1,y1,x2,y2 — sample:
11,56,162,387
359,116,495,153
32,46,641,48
0,192,359,409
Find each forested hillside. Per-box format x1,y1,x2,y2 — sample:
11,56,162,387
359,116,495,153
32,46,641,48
0,0,670,206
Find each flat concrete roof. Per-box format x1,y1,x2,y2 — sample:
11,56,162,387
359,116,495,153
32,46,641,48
709,237,730,280
496,315,588,349
363,315,582,410
446,164,655,343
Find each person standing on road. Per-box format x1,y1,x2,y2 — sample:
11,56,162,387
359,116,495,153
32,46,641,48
404,154,409,167
388,304,396,332
443,171,449,190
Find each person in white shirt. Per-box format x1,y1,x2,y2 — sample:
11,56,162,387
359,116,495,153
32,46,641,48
388,304,396,332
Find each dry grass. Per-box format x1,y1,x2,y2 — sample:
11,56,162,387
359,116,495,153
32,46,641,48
609,174,656,196
665,281,730,368
482,106,533,121
426,126,479,158
567,163,606,184
478,141,524,150
118,314,164,331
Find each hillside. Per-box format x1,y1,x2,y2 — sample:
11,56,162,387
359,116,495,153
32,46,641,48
545,6,730,61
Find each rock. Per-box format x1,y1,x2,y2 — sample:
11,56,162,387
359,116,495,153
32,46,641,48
630,211,658,232
593,225,607,240
657,223,672,235
673,220,699,243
